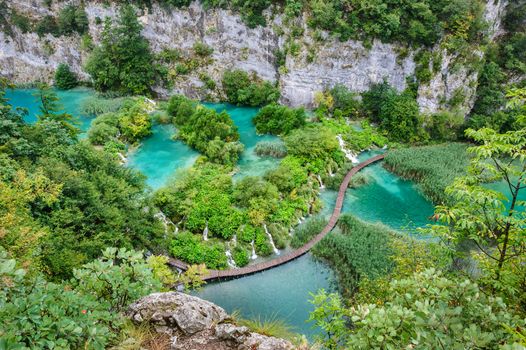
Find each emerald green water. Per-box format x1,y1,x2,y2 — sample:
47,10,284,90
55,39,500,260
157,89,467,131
5,88,96,131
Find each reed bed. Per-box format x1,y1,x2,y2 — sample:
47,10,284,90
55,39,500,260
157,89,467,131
254,140,288,158
384,143,470,204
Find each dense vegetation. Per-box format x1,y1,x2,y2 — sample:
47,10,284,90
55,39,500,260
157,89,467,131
253,103,306,135
54,64,78,90
86,5,158,95
384,143,470,203
167,94,243,166
222,70,280,106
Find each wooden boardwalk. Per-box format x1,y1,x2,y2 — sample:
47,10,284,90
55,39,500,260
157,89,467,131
168,154,385,281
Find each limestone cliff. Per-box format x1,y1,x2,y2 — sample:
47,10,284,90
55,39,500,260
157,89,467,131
0,0,509,115
126,292,296,350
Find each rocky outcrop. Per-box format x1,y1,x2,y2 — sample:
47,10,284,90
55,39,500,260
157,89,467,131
126,292,295,350
0,0,509,115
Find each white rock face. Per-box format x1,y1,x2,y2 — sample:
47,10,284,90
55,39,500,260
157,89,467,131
281,39,415,107
0,0,508,115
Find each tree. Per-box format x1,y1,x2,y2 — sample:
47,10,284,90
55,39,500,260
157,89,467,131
85,5,156,95
309,269,524,349
253,103,306,135
430,90,526,310
34,83,79,137
54,63,78,90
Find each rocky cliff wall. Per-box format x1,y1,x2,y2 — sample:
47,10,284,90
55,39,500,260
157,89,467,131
0,0,509,115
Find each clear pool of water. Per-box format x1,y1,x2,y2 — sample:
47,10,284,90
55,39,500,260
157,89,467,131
5,87,96,131
205,103,281,179
127,124,199,189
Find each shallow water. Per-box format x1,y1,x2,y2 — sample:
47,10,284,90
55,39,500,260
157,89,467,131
5,87,96,131
204,103,281,179
127,124,199,189
195,253,336,338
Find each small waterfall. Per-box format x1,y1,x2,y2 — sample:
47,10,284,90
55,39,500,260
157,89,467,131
250,240,258,260
117,152,127,164
336,134,359,164
154,211,177,235
202,221,209,241
263,224,280,255
289,227,294,237
316,174,325,189
231,234,237,246
225,249,236,268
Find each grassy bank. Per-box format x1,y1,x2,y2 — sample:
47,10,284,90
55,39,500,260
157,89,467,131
384,143,470,204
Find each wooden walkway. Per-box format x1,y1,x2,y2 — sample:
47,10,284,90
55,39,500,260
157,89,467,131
168,154,385,281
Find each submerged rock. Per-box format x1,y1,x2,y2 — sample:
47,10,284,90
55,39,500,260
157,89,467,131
127,292,295,350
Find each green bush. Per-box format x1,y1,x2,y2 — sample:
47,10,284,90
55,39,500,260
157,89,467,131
310,269,525,349
167,95,243,166
222,69,280,106
72,248,162,312
54,63,78,90
253,103,306,135
0,250,114,349
170,232,228,269
232,246,249,267
362,82,425,142
57,5,89,36
193,41,214,56
35,15,59,37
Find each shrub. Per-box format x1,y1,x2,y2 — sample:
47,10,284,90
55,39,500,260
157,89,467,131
222,69,279,106
310,269,525,349
193,41,214,56
170,232,228,269
253,103,306,135
57,5,89,36
254,140,288,158
35,15,59,37
72,248,162,312
54,63,78,90
232,246,249,267
0,251,114,349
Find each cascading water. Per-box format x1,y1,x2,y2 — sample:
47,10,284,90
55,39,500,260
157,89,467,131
250,240,258,260
154,211,177,235
336,134,359,163
203,221,209,241
263,224,280,255
117,152,128,165
316,174,325,189
225,249,236,268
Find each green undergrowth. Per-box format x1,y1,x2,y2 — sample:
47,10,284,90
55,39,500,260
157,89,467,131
384,143,470,204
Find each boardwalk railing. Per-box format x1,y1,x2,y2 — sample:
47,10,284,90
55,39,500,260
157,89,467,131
168,154,385,281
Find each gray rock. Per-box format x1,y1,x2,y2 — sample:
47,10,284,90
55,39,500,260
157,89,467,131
126,291,295,350
127,292,229,335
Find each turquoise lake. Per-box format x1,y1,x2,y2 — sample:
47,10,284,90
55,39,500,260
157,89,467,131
3,88,447,338
5,88,96,131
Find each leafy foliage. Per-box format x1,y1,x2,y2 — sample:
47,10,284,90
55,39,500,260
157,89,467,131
167,94,243,166
222,70,280,107
54,63,78,90
170,232,228,269
85,5,157,95
310,269,524,349
253,103,306,135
